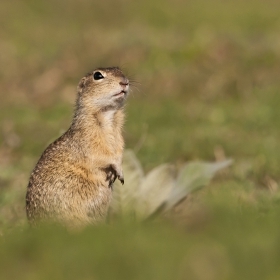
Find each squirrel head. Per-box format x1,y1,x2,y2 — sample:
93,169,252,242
76,67,129,111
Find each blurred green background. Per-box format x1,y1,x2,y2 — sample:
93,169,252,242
1,0,280,279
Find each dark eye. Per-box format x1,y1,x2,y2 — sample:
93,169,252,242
93,72,104,80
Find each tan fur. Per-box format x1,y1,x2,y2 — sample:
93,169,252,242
26,67,129,227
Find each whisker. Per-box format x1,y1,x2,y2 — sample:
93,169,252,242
129,80,141,85
130,85,141,94
129,88,136,98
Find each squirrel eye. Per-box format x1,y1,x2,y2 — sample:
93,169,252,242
93,72,104,80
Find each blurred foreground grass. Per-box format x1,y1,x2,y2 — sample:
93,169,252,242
1,0,280,278
1,186,280,279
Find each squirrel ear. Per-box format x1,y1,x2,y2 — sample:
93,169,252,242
77,77,86,93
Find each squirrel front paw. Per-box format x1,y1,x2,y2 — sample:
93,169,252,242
111,164,124,185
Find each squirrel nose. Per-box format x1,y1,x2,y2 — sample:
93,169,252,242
119,79,129,87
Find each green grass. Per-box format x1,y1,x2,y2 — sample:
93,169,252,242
1,188,280,280
1,0,280,278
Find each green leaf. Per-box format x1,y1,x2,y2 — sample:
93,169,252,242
136,164,176,219
165,160,233,210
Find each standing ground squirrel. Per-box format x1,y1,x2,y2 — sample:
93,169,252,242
26,67,129,226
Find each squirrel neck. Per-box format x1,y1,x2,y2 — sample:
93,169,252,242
69,104,124,155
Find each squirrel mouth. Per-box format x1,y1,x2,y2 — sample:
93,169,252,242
113,90,127,98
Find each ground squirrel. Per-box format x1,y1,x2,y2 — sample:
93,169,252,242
26,67,129,226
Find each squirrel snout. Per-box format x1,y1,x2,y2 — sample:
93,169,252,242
119,80,129,87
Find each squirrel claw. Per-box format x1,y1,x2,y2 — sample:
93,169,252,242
110,164,124,185
119,176,124,185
